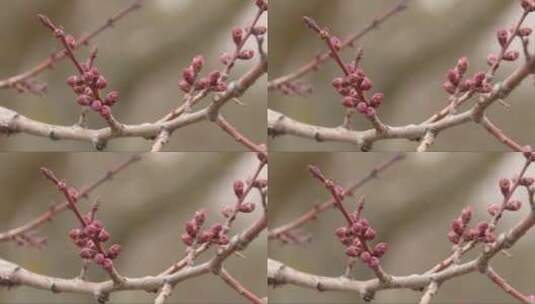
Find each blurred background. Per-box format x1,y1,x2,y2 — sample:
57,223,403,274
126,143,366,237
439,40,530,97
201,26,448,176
0,0,267,151
269,153,535,303
269,0,535,151
0,153,266,303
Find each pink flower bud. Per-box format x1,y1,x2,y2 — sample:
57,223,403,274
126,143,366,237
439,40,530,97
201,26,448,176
442,81,456,95
368,256,380,268
447,69,460,86
345,246,360,257
342,96,356,108
90,100,103,112
461,207,472,224
255,0,268,10
220,52,233,65
181,233,194,246
497,29,509,48
477,222,489,233
519,177,535,186
95,76,108,90
499,178,511,196
232,27,243,45
331,77,344,89
483,232,496,243
185,220,198,237
370,93,384,108
451,218,464,236
233,180,245,198
198,230,214,243
372,242,388,258
194,209,206,225
360,251,371,263
69,228,82,240
178,80,192,93
335,227,348,239
351,222,364,235
365,107,376,119
330,36,341,51
195,78,210,91
94,253,106,265
518,27,532,37
99,105,112,119
356,102,368,114
191,55,205,73
505,200,522,211
221,205,234,218
84,223,101,238
104,91,120,106
216,235,230,245
521,0,535,12
488,203,500,216
107,244,121,259
97,229,110,242
101,258,113,271
65,35,76,49
80,247,96,259
472,72,486,87
503,50,519,61
67,75,81,87
182,67,196,85
359,77,373,91
487,54,498,66
238,202,256,213
238,49,255,60
363,227,376,241
76,94,91,106
456,57,469,75
464,228,478,241
448,230,460,244
210,224,224,236
74,238,87,248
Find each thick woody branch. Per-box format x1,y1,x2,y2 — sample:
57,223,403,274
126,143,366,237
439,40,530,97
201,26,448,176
0,213,266,301
268,205,535,301
268,108,472,149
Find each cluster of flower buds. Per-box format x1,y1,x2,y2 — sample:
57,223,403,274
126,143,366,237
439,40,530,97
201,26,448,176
178,55,228,94
331,65,385,119
69,217,121,272
307,165,387,269
40,167,121,273
221,180,257,217
487,175,533,215
448,206,496,245
486,28,524,67
180,209,230,247
442,57,492,95
66,63,120,120
37,14,120,121
336,208,388,269
219,27,258,66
